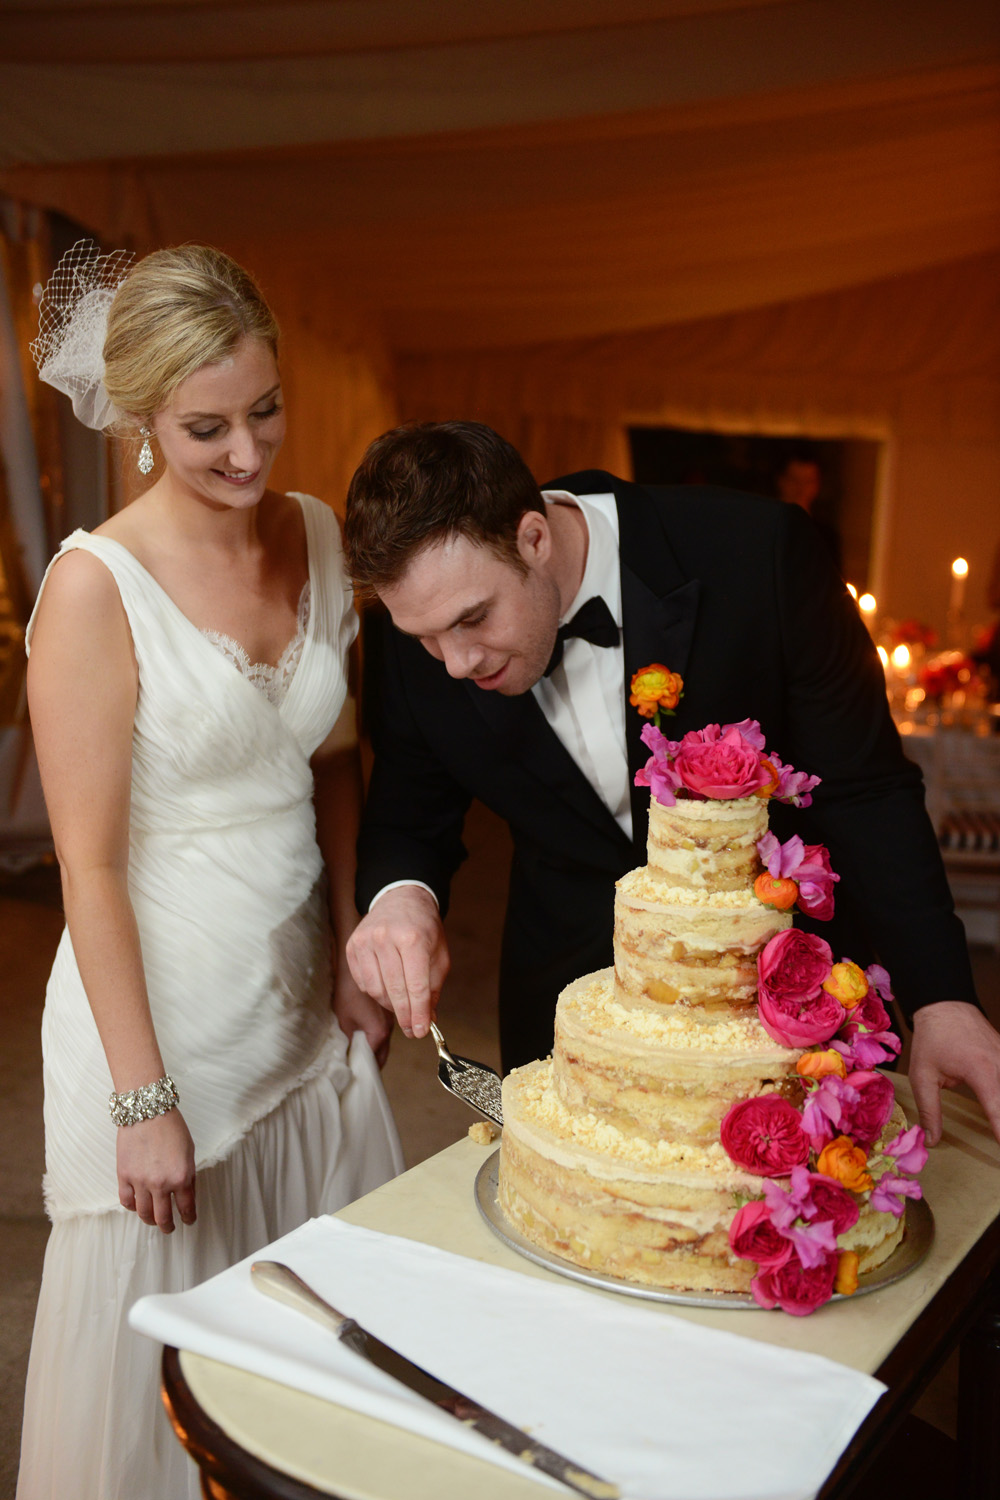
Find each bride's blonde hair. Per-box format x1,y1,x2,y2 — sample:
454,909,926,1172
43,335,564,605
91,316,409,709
102,246,279,426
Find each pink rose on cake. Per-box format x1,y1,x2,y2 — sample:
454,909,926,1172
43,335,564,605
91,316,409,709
757,930,845,1048
720,1094,810,1176
728,1200,794,1268
751,1250,840,1316
674,724,774,800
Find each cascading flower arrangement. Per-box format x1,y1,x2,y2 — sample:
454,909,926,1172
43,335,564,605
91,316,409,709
630,666,927,1315
721,951,926,1314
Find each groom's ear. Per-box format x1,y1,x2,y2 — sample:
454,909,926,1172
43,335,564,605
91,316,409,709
515,509,551,569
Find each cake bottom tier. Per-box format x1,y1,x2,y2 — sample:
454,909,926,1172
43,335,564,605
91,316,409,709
499,1059,906,1296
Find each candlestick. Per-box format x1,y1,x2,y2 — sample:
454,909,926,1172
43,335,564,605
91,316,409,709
948,557,968,647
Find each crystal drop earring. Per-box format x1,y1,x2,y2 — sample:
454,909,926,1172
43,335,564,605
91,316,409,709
138,427,154,476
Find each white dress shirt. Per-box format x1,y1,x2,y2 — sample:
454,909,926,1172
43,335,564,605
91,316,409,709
371,488,631,911
533,490,631,838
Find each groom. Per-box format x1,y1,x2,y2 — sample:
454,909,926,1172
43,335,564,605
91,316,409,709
343,421,1000,1147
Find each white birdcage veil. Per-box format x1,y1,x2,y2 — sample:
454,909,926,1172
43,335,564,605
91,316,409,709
29,240,135,430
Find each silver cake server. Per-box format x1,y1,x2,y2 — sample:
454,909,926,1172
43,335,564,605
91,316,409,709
430,1022,503,1126
251,1261,619,1499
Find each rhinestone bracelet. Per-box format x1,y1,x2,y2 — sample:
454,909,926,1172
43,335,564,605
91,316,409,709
108,1074,179,1128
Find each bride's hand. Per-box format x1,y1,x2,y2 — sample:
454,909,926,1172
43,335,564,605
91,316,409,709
333,968,395,1069
117,1109,197,1234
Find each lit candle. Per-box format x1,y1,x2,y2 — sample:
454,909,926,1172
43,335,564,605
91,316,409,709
891,644,911,672
950,557,968,617
877,645,889,670
858,593,877,629
846,583,858,600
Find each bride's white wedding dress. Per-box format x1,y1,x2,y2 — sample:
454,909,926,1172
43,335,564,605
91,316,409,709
18,493,403,1500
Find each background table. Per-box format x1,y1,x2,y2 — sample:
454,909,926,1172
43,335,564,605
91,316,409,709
163,1078,1000,1500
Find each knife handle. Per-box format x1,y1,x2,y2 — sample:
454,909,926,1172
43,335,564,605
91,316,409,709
251,1260,356,1338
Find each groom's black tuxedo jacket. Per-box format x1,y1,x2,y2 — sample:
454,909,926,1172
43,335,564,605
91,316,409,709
357,471,976,1070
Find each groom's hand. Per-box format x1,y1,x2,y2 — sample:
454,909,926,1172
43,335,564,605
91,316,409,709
346,886,450,1039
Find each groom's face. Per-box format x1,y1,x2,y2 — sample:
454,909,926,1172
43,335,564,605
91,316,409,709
379,521,562,695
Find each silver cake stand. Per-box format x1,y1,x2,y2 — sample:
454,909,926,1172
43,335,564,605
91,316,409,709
475,1150,934,1309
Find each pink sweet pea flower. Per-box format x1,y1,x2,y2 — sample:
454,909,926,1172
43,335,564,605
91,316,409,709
782,1218,840,1269
724,718,767,752
832,1023,902,1070
865,964,894,1005
767,752,822,808
801,1075,858,1151
634,723,683,806
885,1125,928,1175
870,1174,923,1218
761,1170,812,1232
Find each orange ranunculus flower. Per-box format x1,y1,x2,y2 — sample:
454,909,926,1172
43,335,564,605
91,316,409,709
796,1049,848,1082
753,872,799,911
753,756,780,799
629,664,684,718
817,1135,873,1193
822,961,869,1009
835,1251,859,1296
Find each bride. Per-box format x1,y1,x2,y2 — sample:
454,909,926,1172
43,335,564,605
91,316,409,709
18,243,403,1499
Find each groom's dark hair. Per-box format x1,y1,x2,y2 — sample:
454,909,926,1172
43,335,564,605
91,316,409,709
345,421,540,596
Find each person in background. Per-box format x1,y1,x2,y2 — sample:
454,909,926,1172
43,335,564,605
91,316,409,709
19,244,402,1500
774,447,842,570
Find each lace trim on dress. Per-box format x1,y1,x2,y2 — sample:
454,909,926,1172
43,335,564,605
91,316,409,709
200,581,310,708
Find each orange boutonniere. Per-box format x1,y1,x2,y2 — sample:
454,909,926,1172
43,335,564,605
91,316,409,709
629,664,684,724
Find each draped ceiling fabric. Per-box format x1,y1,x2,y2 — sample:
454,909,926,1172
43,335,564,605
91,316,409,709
0,0,998,628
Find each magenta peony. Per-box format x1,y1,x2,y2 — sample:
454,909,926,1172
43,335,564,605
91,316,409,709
802,1173,860,1236
728,1200,794,1268
751,1250,839,1315
720,1094,810,1176
674,725,773,801
757,930,843,1047
842,1070,895,1146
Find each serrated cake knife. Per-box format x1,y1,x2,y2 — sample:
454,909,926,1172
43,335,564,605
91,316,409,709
251,1261,618,1499
429,1022,504,1125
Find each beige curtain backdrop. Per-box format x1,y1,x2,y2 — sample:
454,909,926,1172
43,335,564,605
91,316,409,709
1,0,997,635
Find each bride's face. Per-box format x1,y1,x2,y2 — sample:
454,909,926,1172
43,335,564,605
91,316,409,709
151,336,285,509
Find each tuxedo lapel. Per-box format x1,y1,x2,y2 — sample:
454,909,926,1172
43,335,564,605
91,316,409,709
615,478,701,843
463,678,631,852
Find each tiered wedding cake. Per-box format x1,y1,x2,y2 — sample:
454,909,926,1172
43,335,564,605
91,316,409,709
499,670,926,1315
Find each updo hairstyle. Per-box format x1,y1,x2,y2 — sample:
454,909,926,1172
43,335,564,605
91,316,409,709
102,246,279,428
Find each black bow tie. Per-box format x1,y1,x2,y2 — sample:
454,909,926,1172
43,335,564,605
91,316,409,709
544,595,619,676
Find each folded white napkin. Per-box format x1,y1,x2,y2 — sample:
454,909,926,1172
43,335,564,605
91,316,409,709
130,1216,883,1500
